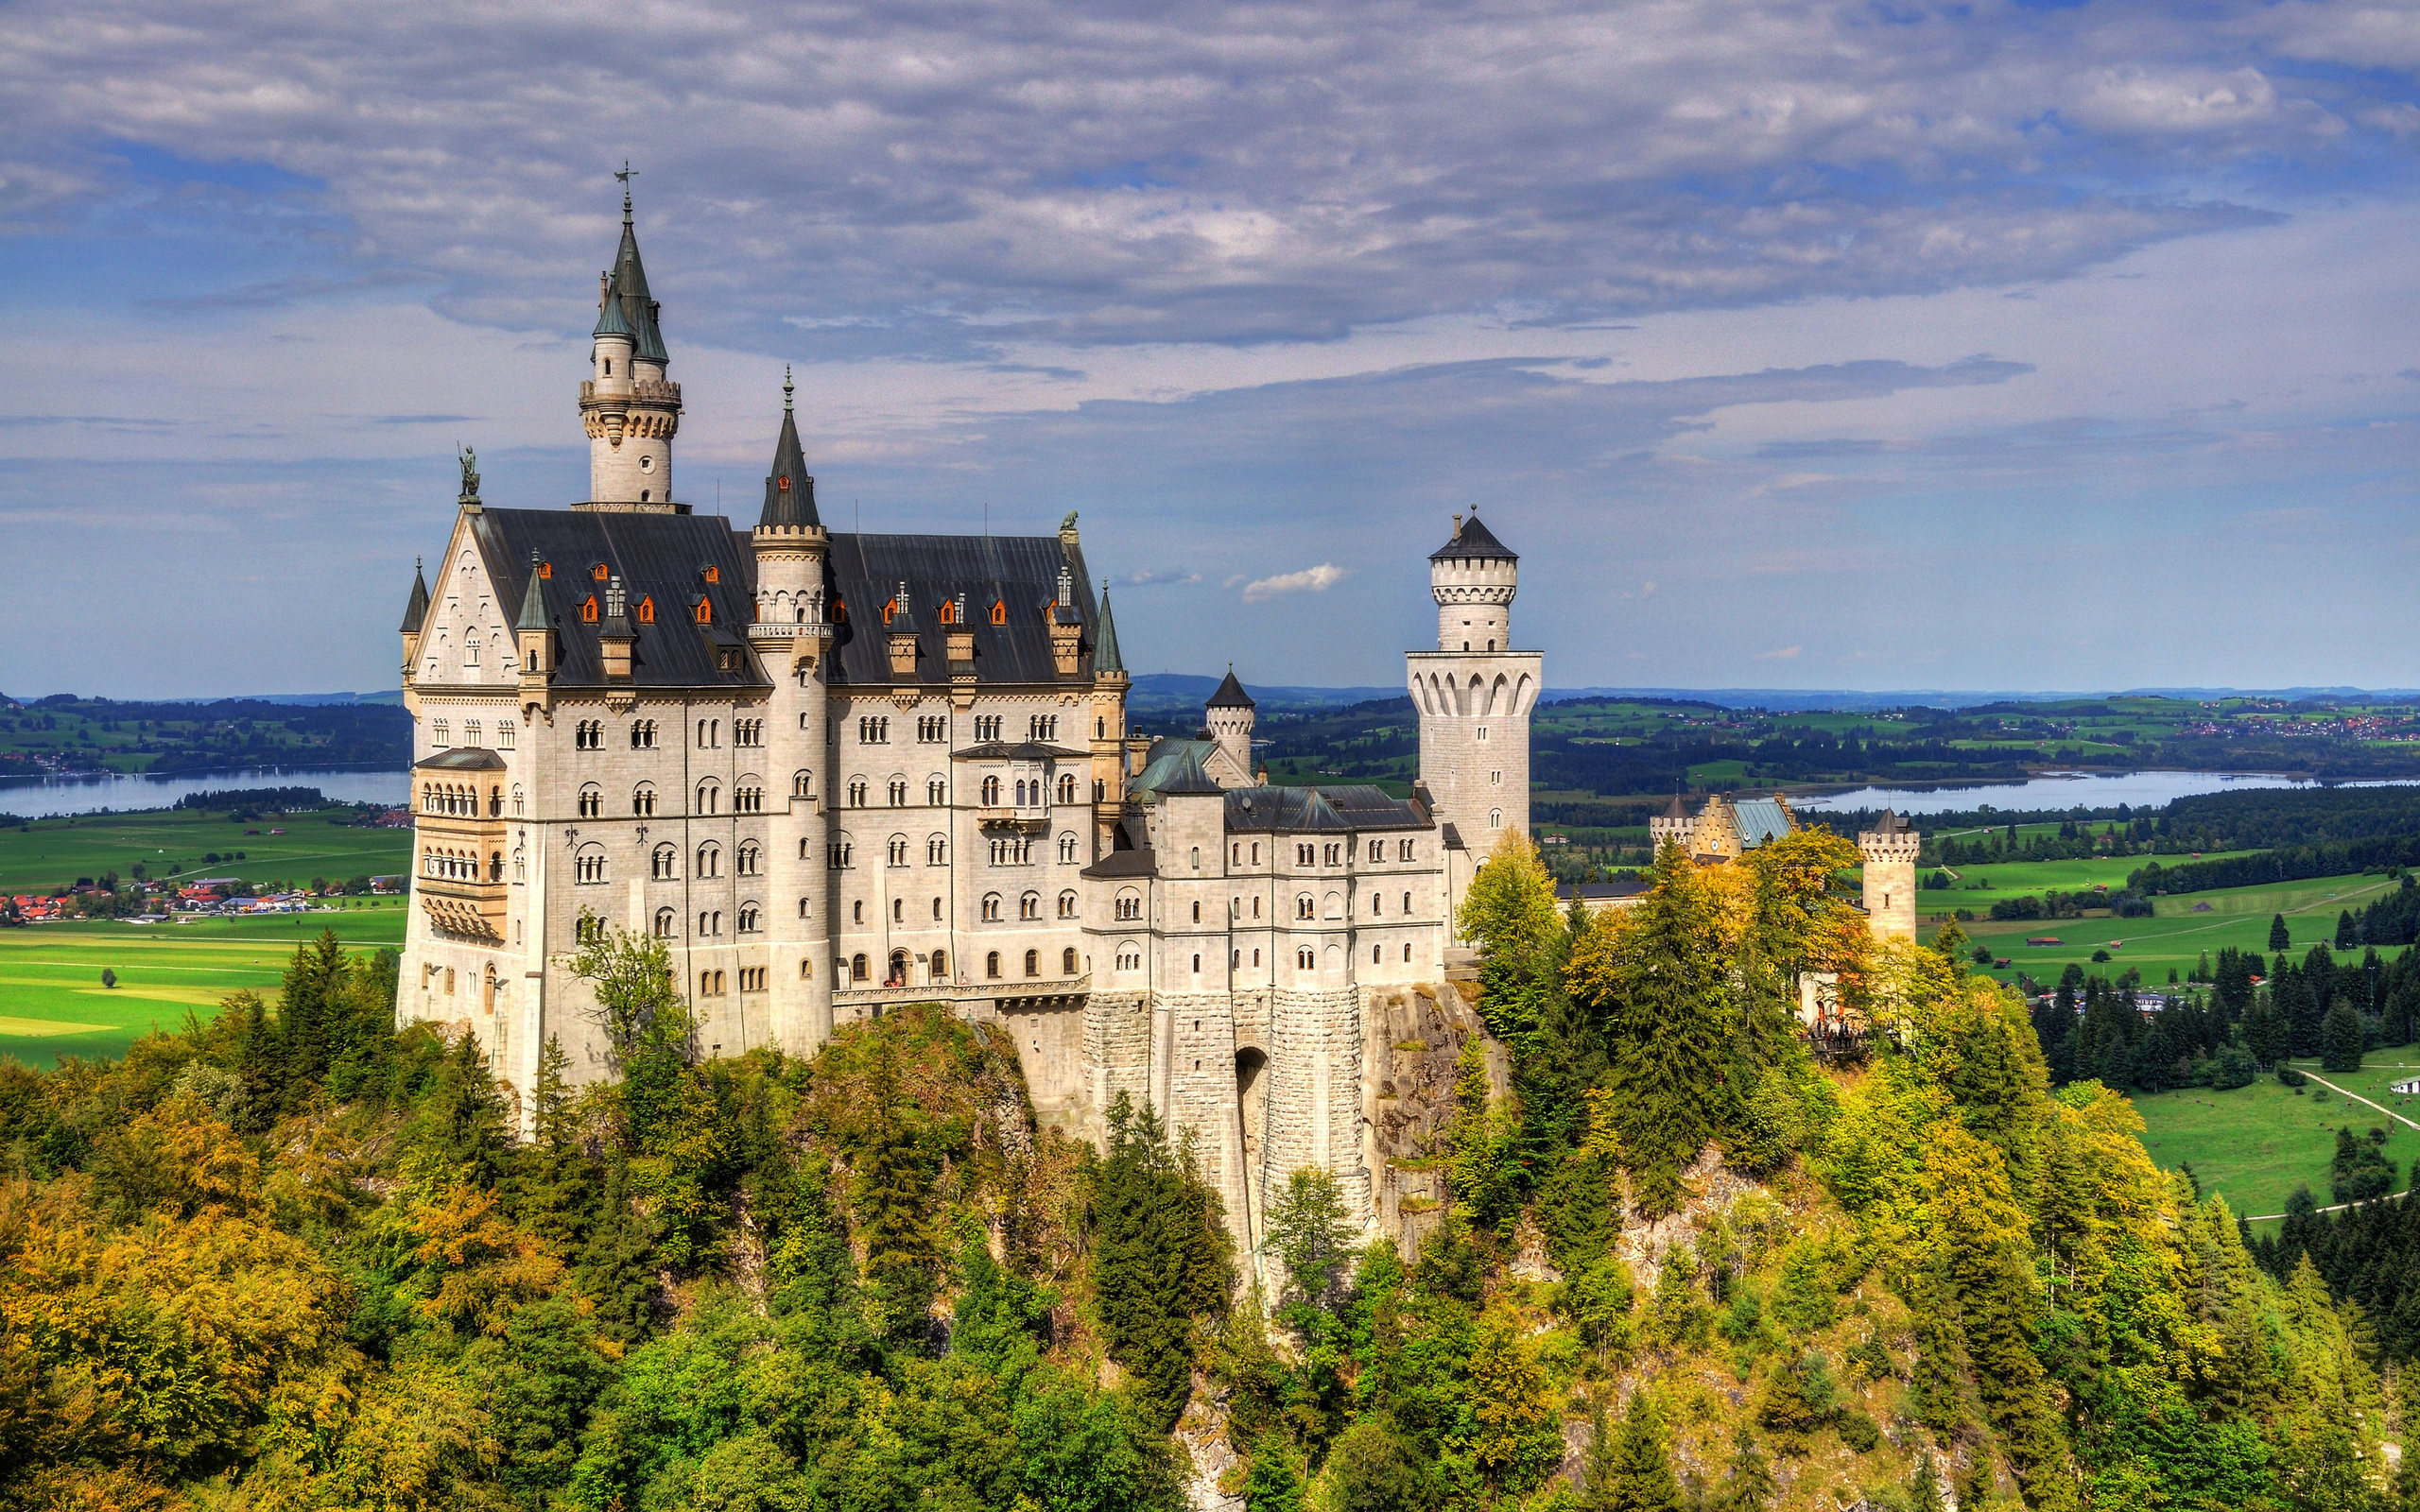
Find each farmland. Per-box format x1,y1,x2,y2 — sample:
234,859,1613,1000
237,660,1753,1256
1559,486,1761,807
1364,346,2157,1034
0,804,412,896
0,693,406,781
0,908,408,1066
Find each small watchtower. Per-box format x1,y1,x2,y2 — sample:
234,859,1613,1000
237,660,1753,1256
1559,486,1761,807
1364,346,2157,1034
1205,666,1255,785
1858,810,1921,940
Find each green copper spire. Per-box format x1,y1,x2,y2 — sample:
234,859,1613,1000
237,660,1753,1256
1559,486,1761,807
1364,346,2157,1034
1095,581,1123,674
400,557,430,634
515,550,550,633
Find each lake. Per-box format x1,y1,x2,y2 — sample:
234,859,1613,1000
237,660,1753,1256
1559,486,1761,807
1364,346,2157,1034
1794,769,2420,817
0,765,411,820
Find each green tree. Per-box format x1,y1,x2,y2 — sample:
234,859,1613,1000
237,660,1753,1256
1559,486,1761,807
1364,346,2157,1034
568,915,693,1147
1569,837,1733,1214
1719,1423,1776,1512
1326,1416,1427,1512
1265,1167,1355,1312
2321,997,2366,1073
851,1041,939,1332
1588,1385,1683,1512
1092,1092,1231,1430
2272,914,2293,952
1460,828,1562,954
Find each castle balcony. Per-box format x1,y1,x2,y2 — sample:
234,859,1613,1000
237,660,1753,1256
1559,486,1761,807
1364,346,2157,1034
417,872,507,942
976,806,1051,832
410,805,510,941
833,973,1090,1018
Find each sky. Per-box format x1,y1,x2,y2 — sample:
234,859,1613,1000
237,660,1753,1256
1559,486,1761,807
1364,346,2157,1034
4,0,2419,699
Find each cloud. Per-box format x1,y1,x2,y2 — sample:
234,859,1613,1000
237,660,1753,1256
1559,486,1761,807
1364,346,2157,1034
1754,645,1804,661
1119,568,1202,586
1240,563,1349,602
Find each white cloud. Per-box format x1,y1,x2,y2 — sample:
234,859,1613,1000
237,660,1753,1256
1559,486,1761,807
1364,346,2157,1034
1240,563,1349,602
1754,645,1803,661
1120,568,1201,586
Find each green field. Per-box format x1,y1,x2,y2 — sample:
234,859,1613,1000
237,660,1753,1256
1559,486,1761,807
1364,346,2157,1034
0,910,408,1066
0,805,411,895
2131,1072,2417,1223
1920,868,2405,988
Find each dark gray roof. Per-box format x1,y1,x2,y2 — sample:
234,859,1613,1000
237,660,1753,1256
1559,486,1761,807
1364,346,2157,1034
416,747,506,770
1430,512,1516,562
1082,849,1159,879
822,532,1098,688
1663,787,1687,819
759,384,819,529
1442,822,1464,850
1207,667,1254,709
1223,784,1428,833
605,195,672,365
470,508,766,690
1095,586,1123,674
952,741,1091,762
1871,809,1914,834
401,558,430,634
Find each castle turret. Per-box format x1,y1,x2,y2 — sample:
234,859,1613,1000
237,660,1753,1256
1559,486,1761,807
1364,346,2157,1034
1859,810,1920,940
1205,666,1255,785
1407,511,1544,921
579,183,683,510
1090,581,1130,857
512,550,555,718
399,557,430,680
1649,787,1690,854
750,371,834,1053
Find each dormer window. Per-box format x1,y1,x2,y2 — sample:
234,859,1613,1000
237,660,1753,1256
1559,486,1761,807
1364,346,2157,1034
777,475,791,493
694,598,713,625
700,565,719,584
592,563,609,581
990,599,1007,626
580,596,598,623
882,599,896,626
938,598,956,625
538,560,552,579
832,598,847,624
635,597,654,624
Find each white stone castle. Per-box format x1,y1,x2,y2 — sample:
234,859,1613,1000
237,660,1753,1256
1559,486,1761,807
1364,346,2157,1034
394,192,1541,1244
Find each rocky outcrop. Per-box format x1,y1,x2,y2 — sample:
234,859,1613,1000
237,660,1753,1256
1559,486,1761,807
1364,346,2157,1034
1362,981,1502,1258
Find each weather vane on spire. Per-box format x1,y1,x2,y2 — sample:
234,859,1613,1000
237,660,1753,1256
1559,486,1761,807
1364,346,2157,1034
614,161,636,215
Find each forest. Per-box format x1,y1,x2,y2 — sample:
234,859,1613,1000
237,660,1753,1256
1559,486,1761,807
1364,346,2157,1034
0,834,2403,1512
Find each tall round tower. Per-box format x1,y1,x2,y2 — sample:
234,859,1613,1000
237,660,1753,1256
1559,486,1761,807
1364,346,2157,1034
579,185,683,510
751,371,834,1052
1205,665,1256,782
1406,511,1544,925
1858,811,1921,940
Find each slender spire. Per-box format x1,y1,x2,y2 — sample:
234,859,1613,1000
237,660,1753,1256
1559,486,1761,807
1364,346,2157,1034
400,557,429,634
603,170,666,365
1095,581,1123,674
515,550,549,632
758,376,820,529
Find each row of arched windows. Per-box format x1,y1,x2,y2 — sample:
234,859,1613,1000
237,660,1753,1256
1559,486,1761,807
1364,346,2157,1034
420,846,502,883
421,782,501,817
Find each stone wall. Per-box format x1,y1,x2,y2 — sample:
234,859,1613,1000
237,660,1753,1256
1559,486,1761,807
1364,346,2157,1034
1362,982,1495,1259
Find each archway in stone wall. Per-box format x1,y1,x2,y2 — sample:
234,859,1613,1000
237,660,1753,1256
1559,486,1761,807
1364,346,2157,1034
1236,1046,1270,1251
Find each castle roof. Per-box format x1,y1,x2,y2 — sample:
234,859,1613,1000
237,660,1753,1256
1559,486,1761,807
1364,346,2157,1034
400,558,430,634
1730,796,1796,850
414,747,507,771
1429,511,1516,562
467,507,765,690
599,191,667,365
758,376,820,529
1129,740,1224,799
818,530,1100,688
1094,586,1123,674
1870,809,1914,834
1223,783,1429,834
1662,787,1688,820
1207,666,1255,709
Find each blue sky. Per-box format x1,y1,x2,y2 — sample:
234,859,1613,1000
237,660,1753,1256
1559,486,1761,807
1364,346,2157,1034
4,0,2419,697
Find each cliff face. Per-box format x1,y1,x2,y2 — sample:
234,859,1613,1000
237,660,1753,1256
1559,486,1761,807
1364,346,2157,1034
1363,979,1504,1257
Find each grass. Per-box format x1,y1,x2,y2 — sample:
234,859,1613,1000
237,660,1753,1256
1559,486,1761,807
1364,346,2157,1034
2129,1072,2414,1223
1922,868,2405,988
0,805,411,896
0,909,408,1067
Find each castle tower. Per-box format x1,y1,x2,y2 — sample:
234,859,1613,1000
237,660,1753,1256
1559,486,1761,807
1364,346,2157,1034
1205,666,1255,783
1649,787,1690,854
751,370,834,1052
1407,512,1543,916
1090,582,1131,855
579,185,683,510
1858,810,1920,940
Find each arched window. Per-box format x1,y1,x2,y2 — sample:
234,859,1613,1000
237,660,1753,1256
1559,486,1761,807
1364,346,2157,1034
1191,954,1201,973
852,954,869,982
1059,833,1079,863
697,844,720,878
737,843,759,875
793,770,813,798
578,785,602,818
1298,946,1315,970
888,836,908,867
930,949,947,978
575,846,608,884
1020,892,1040,920
892,898,904,922
1115,891,1141,921
928,777,946,805
927,835,947,865
1024,949,1040,978
986,951,1002,979
632,784,656,816
697,782,721,814
739,904,759,932
1058,890,1078,919
888,778,908,806
1297,894,1314,920
982,894,1002,921
981,775,1001,805
654,907,675,938
1063,946,1079,975
889,950,909,986
1490,808,1503,830
1056,773,1077,804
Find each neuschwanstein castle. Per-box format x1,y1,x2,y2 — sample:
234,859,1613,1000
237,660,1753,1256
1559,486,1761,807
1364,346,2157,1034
395,191,1541,1239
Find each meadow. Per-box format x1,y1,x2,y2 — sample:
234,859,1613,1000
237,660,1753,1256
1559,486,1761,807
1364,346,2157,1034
0,908,408,1066
0,805,411,895
2129,1073,2413,1224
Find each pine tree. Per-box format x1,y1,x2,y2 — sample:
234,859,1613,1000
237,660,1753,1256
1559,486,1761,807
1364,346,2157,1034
1719,1423,1775,1512
2339,910,2359,950
1591,1386,1683,1512
2321,998,2366,1074
1568,837,1732,1215
1091,1092,1230,1431
852,1042,938,1332
2272,914,2293,952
